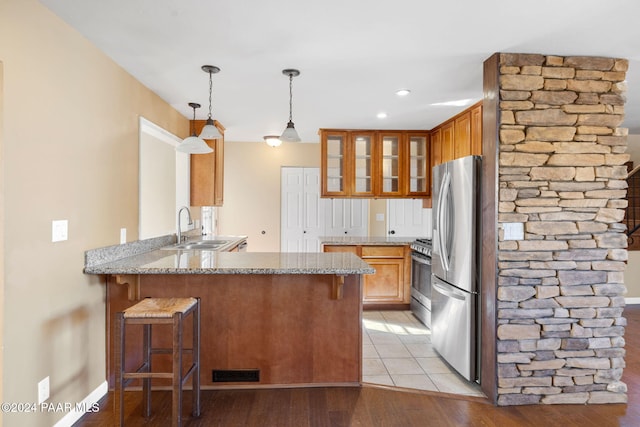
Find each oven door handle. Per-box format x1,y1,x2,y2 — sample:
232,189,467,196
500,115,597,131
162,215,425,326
411,253,431,266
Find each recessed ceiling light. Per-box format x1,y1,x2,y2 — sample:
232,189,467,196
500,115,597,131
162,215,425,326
395,89,411,96
377,112,388,119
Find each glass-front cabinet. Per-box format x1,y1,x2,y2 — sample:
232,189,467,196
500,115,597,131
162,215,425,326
321,130,347,196
319,129,430,198
378,132,403,197
351,132,375,196
407,132,429,197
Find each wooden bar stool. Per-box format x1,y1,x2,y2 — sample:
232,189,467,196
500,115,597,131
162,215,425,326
114,297,200,427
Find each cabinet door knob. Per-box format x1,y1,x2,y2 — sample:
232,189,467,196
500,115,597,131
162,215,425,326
389,230,395,234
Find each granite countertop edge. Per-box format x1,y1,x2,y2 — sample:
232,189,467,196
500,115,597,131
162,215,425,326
83,266,376,275
319,236,420,245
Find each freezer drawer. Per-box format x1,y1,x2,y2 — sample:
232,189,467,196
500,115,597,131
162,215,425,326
431,275,477,382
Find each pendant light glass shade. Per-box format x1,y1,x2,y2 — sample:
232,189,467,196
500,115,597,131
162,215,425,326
198,65,222,140
177,135,213,154
280,121,300,142
280,69,301,142
199,118,222,139
177,103,213,154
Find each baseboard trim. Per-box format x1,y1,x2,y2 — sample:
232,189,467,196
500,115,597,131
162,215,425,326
53,380,108,427
626,297,640,305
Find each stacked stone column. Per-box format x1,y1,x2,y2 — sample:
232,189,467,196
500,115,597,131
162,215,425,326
496,53,628,405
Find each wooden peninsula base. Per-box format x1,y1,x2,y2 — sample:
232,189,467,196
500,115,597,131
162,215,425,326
106,273,363,389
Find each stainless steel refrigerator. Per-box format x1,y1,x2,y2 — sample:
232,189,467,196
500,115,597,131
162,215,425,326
431,155,481,383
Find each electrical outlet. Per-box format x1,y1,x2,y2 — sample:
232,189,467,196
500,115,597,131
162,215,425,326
52,220,68,242
38,376,50,404
120,228,127,244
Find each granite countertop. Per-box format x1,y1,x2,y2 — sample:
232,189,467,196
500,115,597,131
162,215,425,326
320,236,422,245
84,234,374,275
84,251,374,275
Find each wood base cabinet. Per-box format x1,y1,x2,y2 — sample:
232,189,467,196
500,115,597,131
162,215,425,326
323,244,411,308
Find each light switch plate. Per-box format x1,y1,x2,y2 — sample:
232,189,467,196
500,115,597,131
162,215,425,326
503,222,524,241
52,220,68,242
120,228,127,244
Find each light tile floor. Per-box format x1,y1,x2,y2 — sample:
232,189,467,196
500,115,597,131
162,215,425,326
362,310,485,397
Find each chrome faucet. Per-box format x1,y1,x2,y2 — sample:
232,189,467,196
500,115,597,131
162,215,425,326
177,206,193,243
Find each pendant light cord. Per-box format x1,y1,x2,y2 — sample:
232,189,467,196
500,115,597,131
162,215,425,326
208,71,213,120
288,73,293,122
191,105,196,136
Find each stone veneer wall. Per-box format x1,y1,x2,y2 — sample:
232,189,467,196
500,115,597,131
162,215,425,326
496,53,629,405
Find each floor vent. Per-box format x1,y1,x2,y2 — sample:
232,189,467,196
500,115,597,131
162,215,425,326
212,369,260,383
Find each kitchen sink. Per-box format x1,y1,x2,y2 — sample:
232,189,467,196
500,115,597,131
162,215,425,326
162,240,230,251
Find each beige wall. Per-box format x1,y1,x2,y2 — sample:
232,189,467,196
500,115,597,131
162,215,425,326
219,142,320,251
0,1,188,425
1,60,5,417
625,134,640,299
369,199,387,236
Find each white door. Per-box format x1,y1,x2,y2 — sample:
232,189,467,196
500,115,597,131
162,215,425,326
281,168,305,251
324,199,369,237
302,168,324,252
387,199,431,237
281,168,325,252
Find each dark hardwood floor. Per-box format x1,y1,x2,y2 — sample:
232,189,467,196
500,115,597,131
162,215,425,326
75,305,640,427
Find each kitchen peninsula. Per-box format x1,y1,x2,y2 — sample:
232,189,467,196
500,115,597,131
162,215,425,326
84,236,374,389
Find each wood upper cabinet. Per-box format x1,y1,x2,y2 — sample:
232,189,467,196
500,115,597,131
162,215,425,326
351,131,376,197
190,120,225,206
440,121,455,164
319,129,429,198
454,112,471,158
430,101,482,169
321,130,348,197
424,101,482,208
430,127,442,169
406,132,430,197
377,131,404,197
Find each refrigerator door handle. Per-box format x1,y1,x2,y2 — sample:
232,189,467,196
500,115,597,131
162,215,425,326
432,281,466,301
438,171,451,272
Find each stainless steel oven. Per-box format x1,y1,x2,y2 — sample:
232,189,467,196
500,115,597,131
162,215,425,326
410,238,432,327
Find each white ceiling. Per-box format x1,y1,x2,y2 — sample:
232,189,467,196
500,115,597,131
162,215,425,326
39,0,640,143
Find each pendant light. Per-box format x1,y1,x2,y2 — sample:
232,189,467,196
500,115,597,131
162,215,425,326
198,65,222,139
177,103,213,154
280,69,301,142
263,135,282,147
